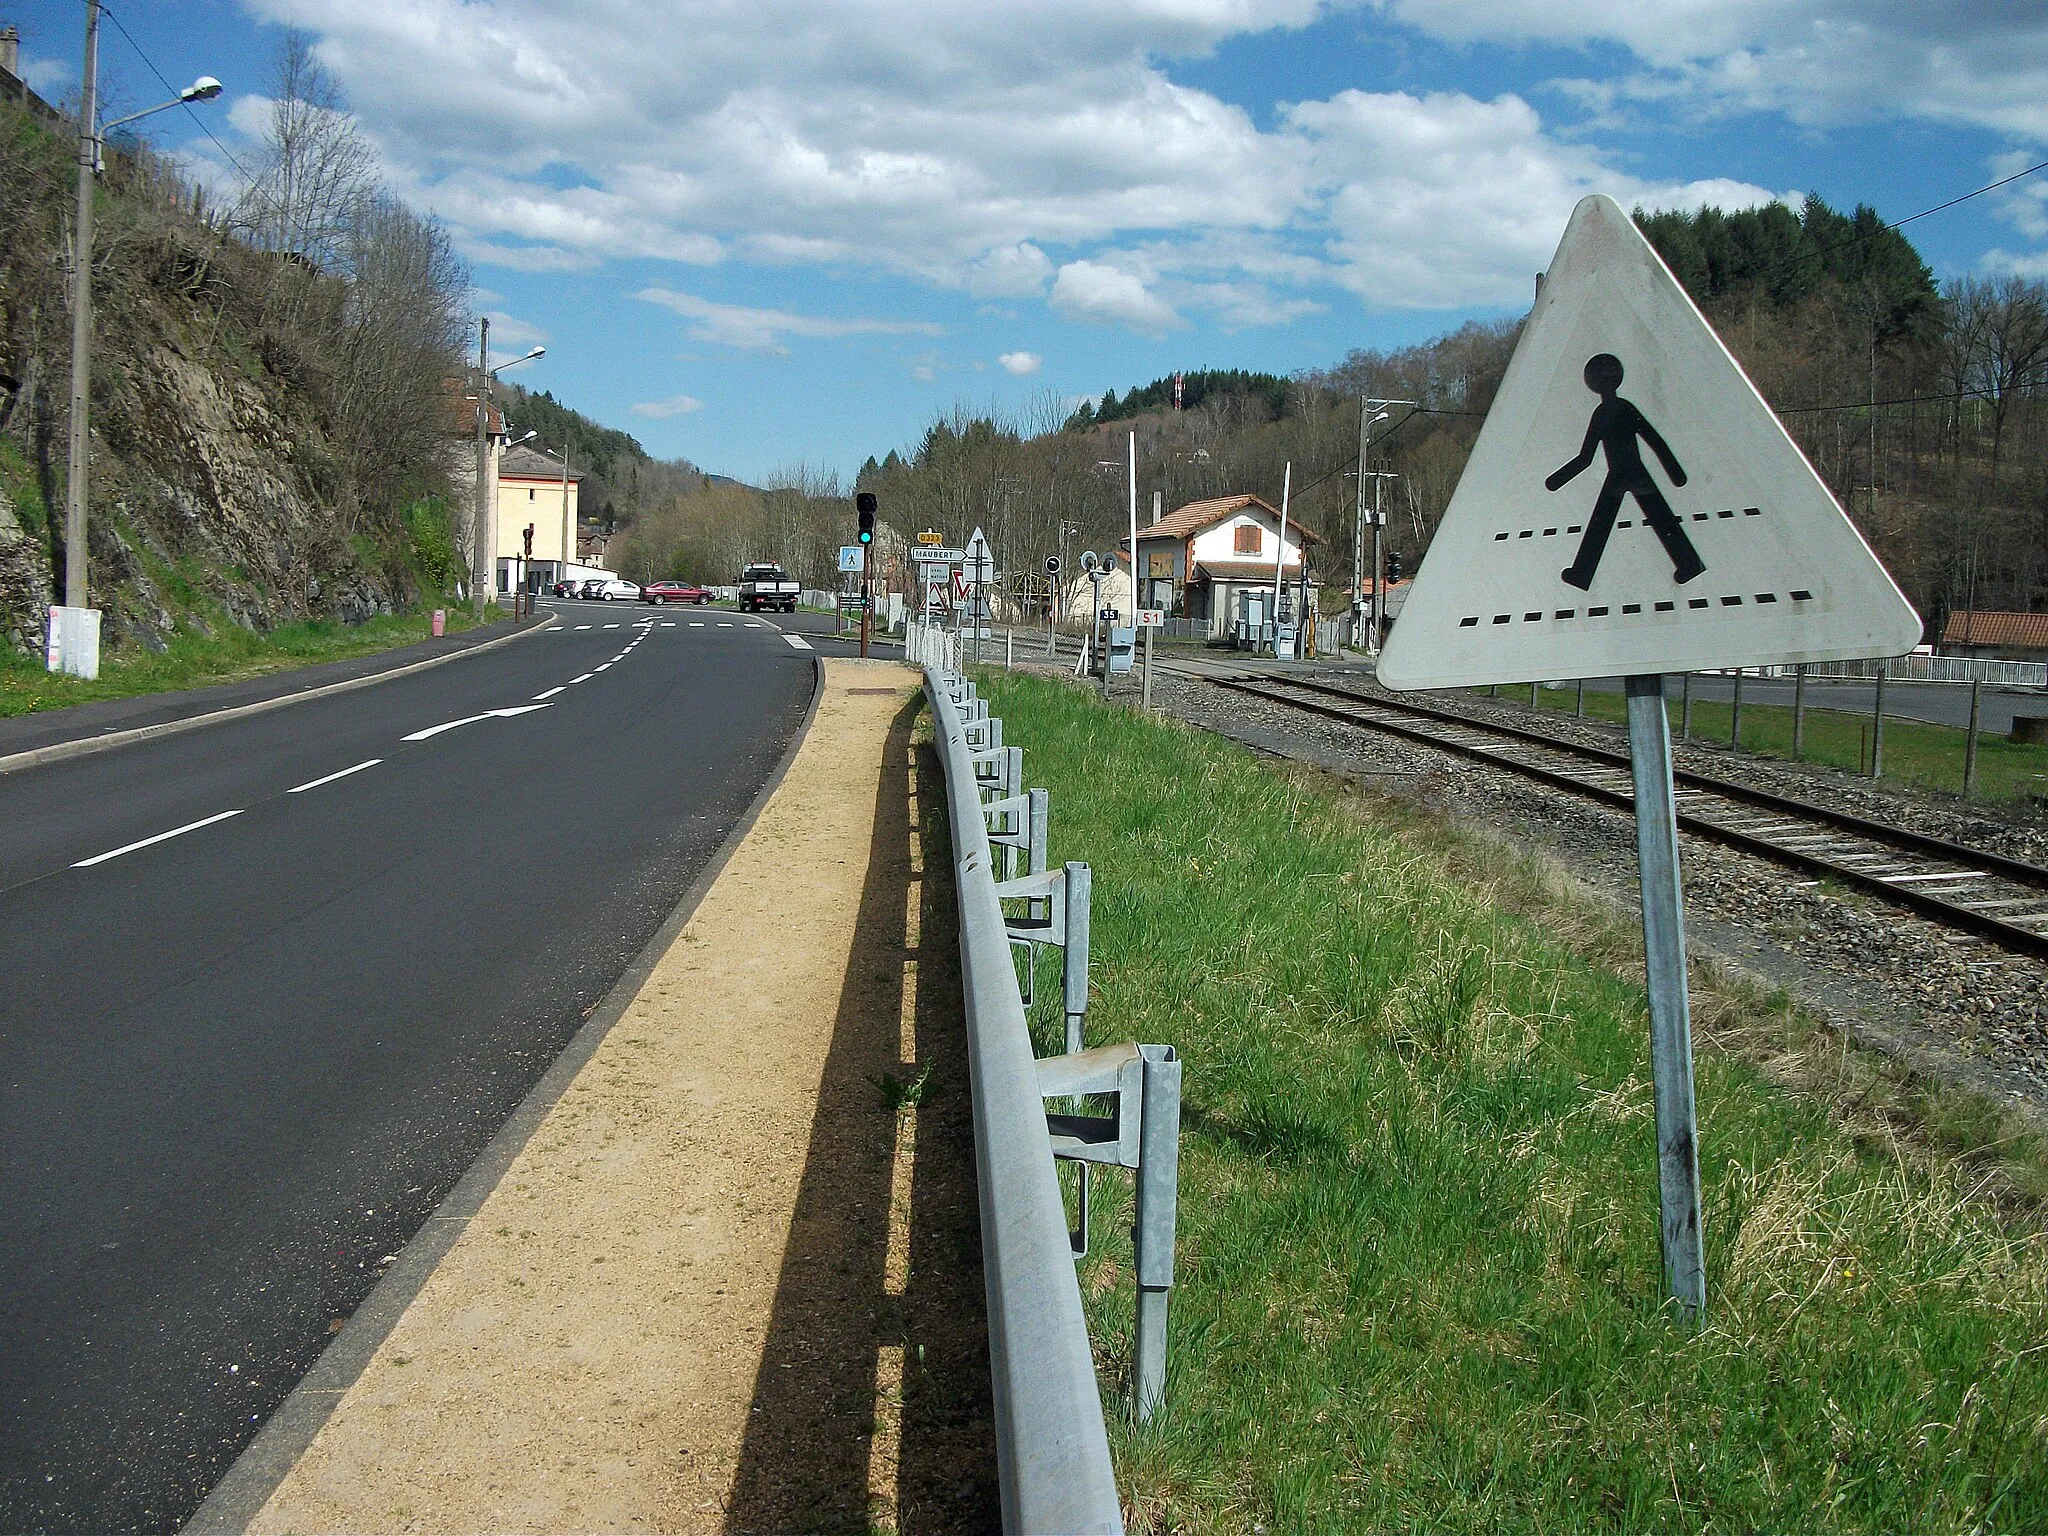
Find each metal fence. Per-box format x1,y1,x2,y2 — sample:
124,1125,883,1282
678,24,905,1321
924,661,1183,1535
1763,656,2048,688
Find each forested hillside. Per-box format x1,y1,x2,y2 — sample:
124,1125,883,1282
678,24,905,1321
0,37,471,657
853,194,2048,636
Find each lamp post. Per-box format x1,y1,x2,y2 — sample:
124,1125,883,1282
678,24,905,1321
469,320,544,618
57,0,221,675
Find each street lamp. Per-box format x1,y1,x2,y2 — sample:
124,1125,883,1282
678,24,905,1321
56,0,222,676
469,317,545,617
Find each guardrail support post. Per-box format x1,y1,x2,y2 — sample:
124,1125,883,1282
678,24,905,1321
1132,1044,1181,1421
1064,861,1091,1055
1028,788,1049,876
1872,667,1887,779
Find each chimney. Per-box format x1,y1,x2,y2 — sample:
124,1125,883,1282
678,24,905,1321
1150,490,1162,526
0,28,20,80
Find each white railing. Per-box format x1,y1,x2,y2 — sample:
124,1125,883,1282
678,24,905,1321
1754,657,2047,687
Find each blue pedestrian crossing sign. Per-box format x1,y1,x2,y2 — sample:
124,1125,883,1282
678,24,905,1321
1379,194,1920,691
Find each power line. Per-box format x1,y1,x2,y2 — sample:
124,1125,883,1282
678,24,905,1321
99,4,255,186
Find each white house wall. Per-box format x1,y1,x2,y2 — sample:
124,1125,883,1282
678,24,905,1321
1188,513,1307,570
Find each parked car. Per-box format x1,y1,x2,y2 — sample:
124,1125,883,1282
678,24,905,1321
549,579,579,599
578,578,607,600
586,577,642,602
642,580,712,605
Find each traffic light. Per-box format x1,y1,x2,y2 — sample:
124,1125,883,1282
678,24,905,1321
1386,551,1404,583
856,491,877,545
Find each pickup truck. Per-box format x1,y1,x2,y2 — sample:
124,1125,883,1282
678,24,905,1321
738,563,800,613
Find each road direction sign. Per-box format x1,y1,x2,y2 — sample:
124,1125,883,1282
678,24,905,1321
917,529,944,545
837,545,864,574
912,546,963,565
1379,194,1920,692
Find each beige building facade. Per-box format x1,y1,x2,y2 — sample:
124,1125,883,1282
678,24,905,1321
495,445,583,594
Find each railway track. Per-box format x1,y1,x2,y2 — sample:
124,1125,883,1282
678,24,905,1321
1195,671,2048,962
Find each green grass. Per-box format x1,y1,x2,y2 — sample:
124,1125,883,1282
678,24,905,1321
976,669,2048,1535
1473,681,2048,806
0,604,503,718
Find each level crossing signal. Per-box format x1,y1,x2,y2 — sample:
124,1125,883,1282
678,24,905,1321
1386,551,1403,582
1045,555,1061,575
856,491,876,545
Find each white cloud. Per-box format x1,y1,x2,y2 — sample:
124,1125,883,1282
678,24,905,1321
635,286,943,353
1385,1,2048,139
1051,261,1184,336
484,310,549,359
631,394,705,418
234,0,2043,332
998,350,1043,375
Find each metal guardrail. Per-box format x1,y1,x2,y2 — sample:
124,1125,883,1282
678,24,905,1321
925,665,1123,1535
924,660,1184,1534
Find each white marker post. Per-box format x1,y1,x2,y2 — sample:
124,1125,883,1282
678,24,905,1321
1379,195,1922,1321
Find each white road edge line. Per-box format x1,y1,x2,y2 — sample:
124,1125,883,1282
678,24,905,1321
74,809,244,867
287,759,382,794
533,686,566,700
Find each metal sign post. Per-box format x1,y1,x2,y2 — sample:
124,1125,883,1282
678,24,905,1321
1377,195,1925,1324
1625,675,1704,1318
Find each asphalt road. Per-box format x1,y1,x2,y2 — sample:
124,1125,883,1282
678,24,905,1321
0,603,816,1534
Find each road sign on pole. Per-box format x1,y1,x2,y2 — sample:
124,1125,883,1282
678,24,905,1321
1379,194,1918,693
838,545,864,574
1380,195,1927,1325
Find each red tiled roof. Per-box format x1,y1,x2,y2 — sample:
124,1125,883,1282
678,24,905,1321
443,377,504,436
1130,493,1325,545
1941,610,2048,649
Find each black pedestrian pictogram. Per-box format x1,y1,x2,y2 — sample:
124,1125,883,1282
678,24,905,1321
1547,354,1705,591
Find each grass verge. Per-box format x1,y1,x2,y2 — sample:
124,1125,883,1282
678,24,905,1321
0,604,504,719
977,667,2048,1535
1478,682,2048,807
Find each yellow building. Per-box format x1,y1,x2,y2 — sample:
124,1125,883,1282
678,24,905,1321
495,445,583,595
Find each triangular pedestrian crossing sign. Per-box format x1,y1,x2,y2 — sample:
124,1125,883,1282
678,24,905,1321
1378,194,1920,691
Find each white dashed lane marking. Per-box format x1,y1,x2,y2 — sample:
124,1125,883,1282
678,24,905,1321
287,759,382,794
74,809,244,868
533,686,565,700
570,673,593,683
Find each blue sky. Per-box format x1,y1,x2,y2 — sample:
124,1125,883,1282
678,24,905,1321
12,1,2048,484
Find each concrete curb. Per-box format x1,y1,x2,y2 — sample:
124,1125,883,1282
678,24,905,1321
1,614,557,778
181,651,829,1536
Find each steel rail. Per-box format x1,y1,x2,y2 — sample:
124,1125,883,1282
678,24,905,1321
924,666,1124,1536
1214,675,2048,961
1268,675,2048,892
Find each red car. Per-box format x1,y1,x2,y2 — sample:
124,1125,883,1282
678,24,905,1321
641,580,712,605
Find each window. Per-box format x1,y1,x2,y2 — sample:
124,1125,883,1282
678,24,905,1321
1234,522,1261,556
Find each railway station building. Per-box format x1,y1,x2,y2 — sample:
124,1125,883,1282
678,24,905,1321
1115,493,1324,639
